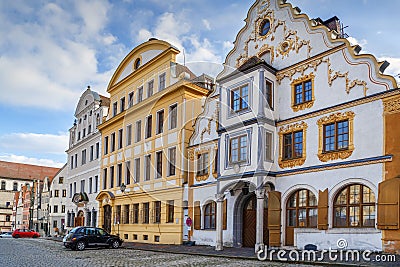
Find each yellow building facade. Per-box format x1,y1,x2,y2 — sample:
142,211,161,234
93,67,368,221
96,39,212,244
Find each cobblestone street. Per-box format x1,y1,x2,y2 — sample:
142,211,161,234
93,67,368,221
0,238,311,267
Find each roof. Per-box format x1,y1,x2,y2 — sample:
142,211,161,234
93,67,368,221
0,160,60,181
100,94,110,107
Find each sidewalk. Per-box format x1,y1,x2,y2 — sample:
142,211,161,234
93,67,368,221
49,237,399,266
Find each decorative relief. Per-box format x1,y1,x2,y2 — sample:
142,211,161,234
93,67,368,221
317,111,355,162
256,44,275,63
383,96,400,114
278,121,308,169
200,105,219,142
212,147,218,178
322,58,368,96
277,58,323,83
291,73,315,112
188,149,194,161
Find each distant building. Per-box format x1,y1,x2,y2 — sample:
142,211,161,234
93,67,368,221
65,86,109,230
48,165,68,236
2,160,60,231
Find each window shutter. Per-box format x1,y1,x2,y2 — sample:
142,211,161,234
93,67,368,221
194,201,201,230
318,189,329,230
223,199,227,230
377,178,400,230
267,191,281,247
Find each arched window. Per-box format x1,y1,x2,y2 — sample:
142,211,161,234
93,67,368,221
334,184,375,227
204,202,216,229
287,189,317,228
134,58,141,70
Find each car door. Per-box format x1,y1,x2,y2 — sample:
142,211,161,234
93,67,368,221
95,228,110,246
85,228,97,246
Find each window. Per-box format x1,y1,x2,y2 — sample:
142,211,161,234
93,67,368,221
88,125,92,134
283,131,303,160
5,215,10,222
287,189,317,228
81,180,85,193
294,80,312,105
154,201,161,223
117,163,122,187
120,97,125,112
110,166,115,188
123,205,130,224
126,125,132,146
69,184,72,197
166,200,174,223
334,184,375,228
103,168,108,190
135,121,142,142
70,155,74,169
265,131,273,161
83,128,86,138
291,74,315,111
96,142,100,159
54,190,59,197
143,202,149,224
1,181,5,190
53,220,58,228
94,176,98,193
145,115,152,139
89,177,93,194
259,19,271,36
54,205,58,213
62,189,66,197
145,155,151,181
90,145,94,161
81,149,87,165
317,111,354,162
168,147,176,176
159,73,166,91
197,153,209,176
229,135,247,163
134,58,141,69
116,205,121,224
125,161,131,185
134,158,140,183
74,153,78,168
156,110,164,134
13,182,18,191
62,205,65,213
78,131,81,141
169,104,177,129
137,86,143,103
118,129,123,149
133,204,139,224
128,92,134,108
113,102,118,116
231,85,249,112
324,121,349,152
104,136,109,155
266,80,273,109
111,133,115,152
74,182,77,194
59,177,64,184
92,210,97,227
204,202,216,229
156,151,162,178
148,80,154,97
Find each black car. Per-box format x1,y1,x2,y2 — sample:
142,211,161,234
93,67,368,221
63,227,123,251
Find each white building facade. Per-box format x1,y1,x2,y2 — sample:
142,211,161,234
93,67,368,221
48,165,68,236
188,0,400,254
65,87,109,231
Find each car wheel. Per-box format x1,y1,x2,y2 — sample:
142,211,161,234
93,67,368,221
14,235,20,238
32,235,38,238
76,241,86,251
111,240,120,249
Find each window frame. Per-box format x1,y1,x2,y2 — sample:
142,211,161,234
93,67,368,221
156,151,163,179
278,122,307,169
286,189,318,228
230,84,249,113
159,73,166,91
229,135,248,164
156,109,164,135
204,201,216,229
169,103,178,130
168,147,176,176
147,80,154,98
291,73,315,112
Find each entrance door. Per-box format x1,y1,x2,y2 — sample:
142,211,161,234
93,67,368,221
242,195,268,247
103,205,112,233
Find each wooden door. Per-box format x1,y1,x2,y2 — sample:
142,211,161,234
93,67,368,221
103,205,112,233
242,195,269,247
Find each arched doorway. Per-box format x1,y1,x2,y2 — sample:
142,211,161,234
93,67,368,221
74,210,85,227
242,194,268,247
103,205,112,233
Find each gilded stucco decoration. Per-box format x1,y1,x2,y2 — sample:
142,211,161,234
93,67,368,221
317,111,355,162
383,96,400,114
200,104,219,142
323,58,368,96
212,146,218,178
291,73,315,112
278,121,308,168
276,58,323,84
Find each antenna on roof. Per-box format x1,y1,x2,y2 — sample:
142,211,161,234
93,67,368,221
183,49,186,66
340,22,349,38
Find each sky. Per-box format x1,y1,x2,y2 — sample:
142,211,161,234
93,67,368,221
0,0,399,168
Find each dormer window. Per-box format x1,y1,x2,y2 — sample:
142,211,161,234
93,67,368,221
134,58,141,70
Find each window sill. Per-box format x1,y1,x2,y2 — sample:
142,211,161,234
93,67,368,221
318,149,353,162
278,157,306,169
292,100,314,112
196,174,209,182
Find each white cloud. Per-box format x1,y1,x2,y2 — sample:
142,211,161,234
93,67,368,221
0,154,64,168
347,36,368,48
223,41,234,52
202,19,211,30
137,29,152,43
0,132,69,155
379,56,400,80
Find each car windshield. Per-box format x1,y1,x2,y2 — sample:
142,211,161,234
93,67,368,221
69,227,81,234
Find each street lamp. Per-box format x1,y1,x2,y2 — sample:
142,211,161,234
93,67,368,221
120,183,126,193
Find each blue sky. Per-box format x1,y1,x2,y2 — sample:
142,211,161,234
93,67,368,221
0,0,399,167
